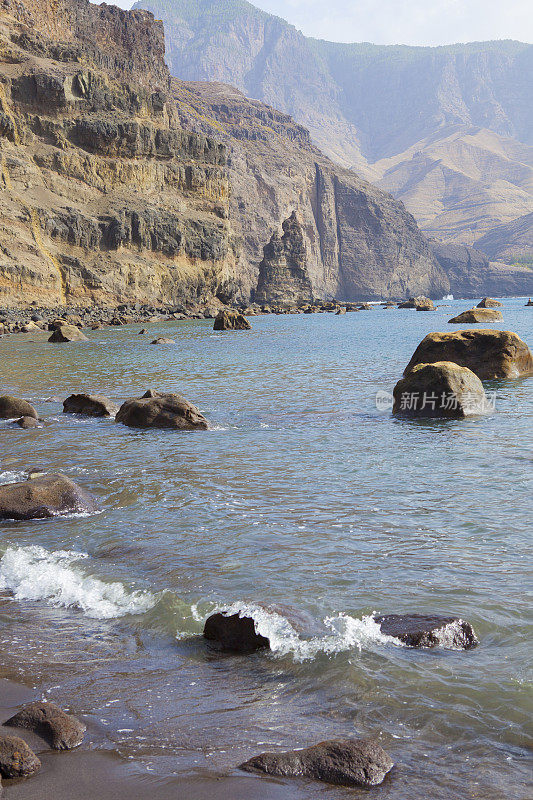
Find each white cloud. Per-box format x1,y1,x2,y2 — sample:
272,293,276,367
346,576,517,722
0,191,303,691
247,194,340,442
102,0,533,46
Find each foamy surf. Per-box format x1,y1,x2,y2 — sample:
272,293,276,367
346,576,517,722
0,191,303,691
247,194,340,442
0,545,156,619
209,603,404,661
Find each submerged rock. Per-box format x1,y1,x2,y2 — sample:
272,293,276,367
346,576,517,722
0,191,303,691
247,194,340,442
204,612,270,653
375,614,478,649
240,738,394,787
0,735,41,778
448,308,503,323
213,310,251,331
393,361,489,418
477,297,502,308
63,393,118,417
0,395,37,420
404,329,533,380
48,325,88,342
11,416,41,429
115,390,208,430
5,701,86,751
150,337,175,344
0,473,99,520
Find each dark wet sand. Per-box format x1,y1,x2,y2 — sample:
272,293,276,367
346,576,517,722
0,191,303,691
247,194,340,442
0,678,305,800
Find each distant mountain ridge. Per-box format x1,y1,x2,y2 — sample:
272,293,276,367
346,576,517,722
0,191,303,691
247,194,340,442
134,0,533,260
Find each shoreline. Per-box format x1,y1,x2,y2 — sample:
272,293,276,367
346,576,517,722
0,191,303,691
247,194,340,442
0,677,306,800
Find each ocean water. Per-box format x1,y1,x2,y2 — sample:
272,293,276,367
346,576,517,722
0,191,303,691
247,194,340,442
0,298,531,799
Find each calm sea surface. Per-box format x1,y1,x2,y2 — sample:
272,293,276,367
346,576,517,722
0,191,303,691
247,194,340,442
0,298,531,799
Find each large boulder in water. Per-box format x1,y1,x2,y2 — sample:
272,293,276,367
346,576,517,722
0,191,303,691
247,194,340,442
63,393,118,417
213,310,251,330
0,473,99,520
48,325,88,342
398,296,434,310
393,361,489,418
375,613,478,649
404,330,533,380
477,297,502,308
204,612,270,653
448,308,503,323
0,395,37,420
240,739,394,788
115,390,208,430
5,701,86,751
0,735,41,778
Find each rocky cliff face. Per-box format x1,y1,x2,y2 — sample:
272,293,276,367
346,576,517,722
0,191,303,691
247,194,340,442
136,0,533,252
255,212,313,305
0,0,236,307
173,80,448,301
431,241,532,298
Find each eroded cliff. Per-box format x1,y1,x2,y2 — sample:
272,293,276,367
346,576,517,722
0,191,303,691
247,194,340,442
173,80,448,301
0,0,236,307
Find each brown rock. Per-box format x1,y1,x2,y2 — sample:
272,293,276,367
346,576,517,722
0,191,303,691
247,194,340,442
11,416,41,429
240,739,394,787
63,393,118,417
477,297,502,308
393,361,490,418
448,308,503,323
150,337,175,344
213,310,251,331
375,613,478,649
0,473,99,520
0,396,38,420
335,307,346,315
5,701,86,751
398,296,434,310
0,735,40,778
404,329,533,380
48,325,88,342
115,390,208,430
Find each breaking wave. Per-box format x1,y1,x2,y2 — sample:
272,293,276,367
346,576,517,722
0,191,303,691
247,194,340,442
209,602,404,661
0,545,156,619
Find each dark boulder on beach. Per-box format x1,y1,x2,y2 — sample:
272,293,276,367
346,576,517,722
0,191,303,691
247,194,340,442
213,310,251,330
48,325,88,342
11,416,41,429
116,390,208,430
240,738,394,787
0,735,41,778
5,701,86,751
0,395,37,420
477,297,502,308
448,308,503,323
393,361,489,418
404,330,533,380
204,612,270,652
375,613,478,649
0,473,99,520
63,393,118,417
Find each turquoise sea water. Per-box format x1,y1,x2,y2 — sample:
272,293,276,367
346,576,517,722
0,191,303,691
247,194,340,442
0,298,531,798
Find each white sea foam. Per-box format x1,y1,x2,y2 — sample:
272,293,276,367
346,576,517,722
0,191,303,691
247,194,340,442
0,470,25,485
0,546,156,619
214,603,403,661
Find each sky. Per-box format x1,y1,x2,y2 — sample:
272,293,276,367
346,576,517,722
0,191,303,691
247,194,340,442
113,0,533,46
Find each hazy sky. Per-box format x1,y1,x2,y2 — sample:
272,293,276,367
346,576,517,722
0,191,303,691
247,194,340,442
113,0,533,46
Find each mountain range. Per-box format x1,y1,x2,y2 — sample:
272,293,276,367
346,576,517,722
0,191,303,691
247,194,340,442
134,0,533,266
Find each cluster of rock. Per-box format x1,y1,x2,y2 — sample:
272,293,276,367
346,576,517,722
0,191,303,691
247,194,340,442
0,700,85,788
392,329,533,418
199,604,481,787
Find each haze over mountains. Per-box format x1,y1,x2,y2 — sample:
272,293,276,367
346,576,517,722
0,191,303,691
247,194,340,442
135,0,533,265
